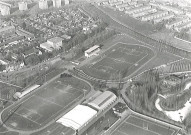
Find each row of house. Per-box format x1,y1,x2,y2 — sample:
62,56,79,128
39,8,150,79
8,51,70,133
109,1,122,6
157,4,183,15
174,21,191,32
165,18,190,29
116,3,129,9
153,13,174,24
131,8,157,18
126,5,152,15
141,11,169,21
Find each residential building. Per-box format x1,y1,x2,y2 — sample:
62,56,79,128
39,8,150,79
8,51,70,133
0,1,12,7
116,3,129,9
131,8,157,18
153,13,174,24
128,1,137,6
0,59,9,65
186,29,191,35
109,1,122,6
109,0,117,4
23,48,41,57
103,1,109,5
158,4,183,15
65,0,69,5
52,0,61,8
175,21,191,32
119,7,124,11
61,34,71,41
0,25,15,37
0,6,10,16
40,42,54,52
18,1,28,11
47,37,63,49
120,0,131,3
165,18,190,29
16,29,35,39
141,11,169,21
126,5,152,14
125,6,133,10
134,3,143,7
39,0,48,10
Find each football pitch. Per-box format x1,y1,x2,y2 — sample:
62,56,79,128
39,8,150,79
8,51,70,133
1,76,91,131
81,43,155,80
112,115,178,135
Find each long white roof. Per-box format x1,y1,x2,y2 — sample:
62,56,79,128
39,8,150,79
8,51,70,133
88,91,117,111
85,45,100,54
56,105,97,130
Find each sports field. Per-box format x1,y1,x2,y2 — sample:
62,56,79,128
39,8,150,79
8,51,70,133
81,43,154,80
112,115,178,135
1,76,91,131
31,122,75,135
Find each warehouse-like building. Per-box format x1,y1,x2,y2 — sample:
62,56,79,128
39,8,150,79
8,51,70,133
87,91,117,111
57,105,97,131
56,91,117,135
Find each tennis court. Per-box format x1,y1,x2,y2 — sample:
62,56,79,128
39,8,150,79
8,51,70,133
112,115,178,135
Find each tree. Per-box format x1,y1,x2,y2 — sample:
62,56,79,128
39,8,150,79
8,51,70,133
0,65,6,71
24,54,40,66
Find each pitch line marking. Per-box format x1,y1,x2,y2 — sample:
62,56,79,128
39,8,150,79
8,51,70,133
110,115,131,135
14,111,41,125
117,130,129,135
124,121,159,135
24,107,43,118
127,115,175,134
107,56,133,65
37,95,63,108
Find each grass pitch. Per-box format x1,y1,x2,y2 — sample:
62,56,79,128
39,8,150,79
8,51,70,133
2,76,90,131
81,43,154,80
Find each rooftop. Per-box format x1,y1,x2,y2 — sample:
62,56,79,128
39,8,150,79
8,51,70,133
56,105,97,130
87,91,117,110
0,26,15,33
142,11,168,18
47,37,63,43
85,45,100,53
166,18,189,26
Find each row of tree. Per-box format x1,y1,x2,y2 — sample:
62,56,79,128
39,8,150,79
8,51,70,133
68,28,117,59
64,21,108,52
